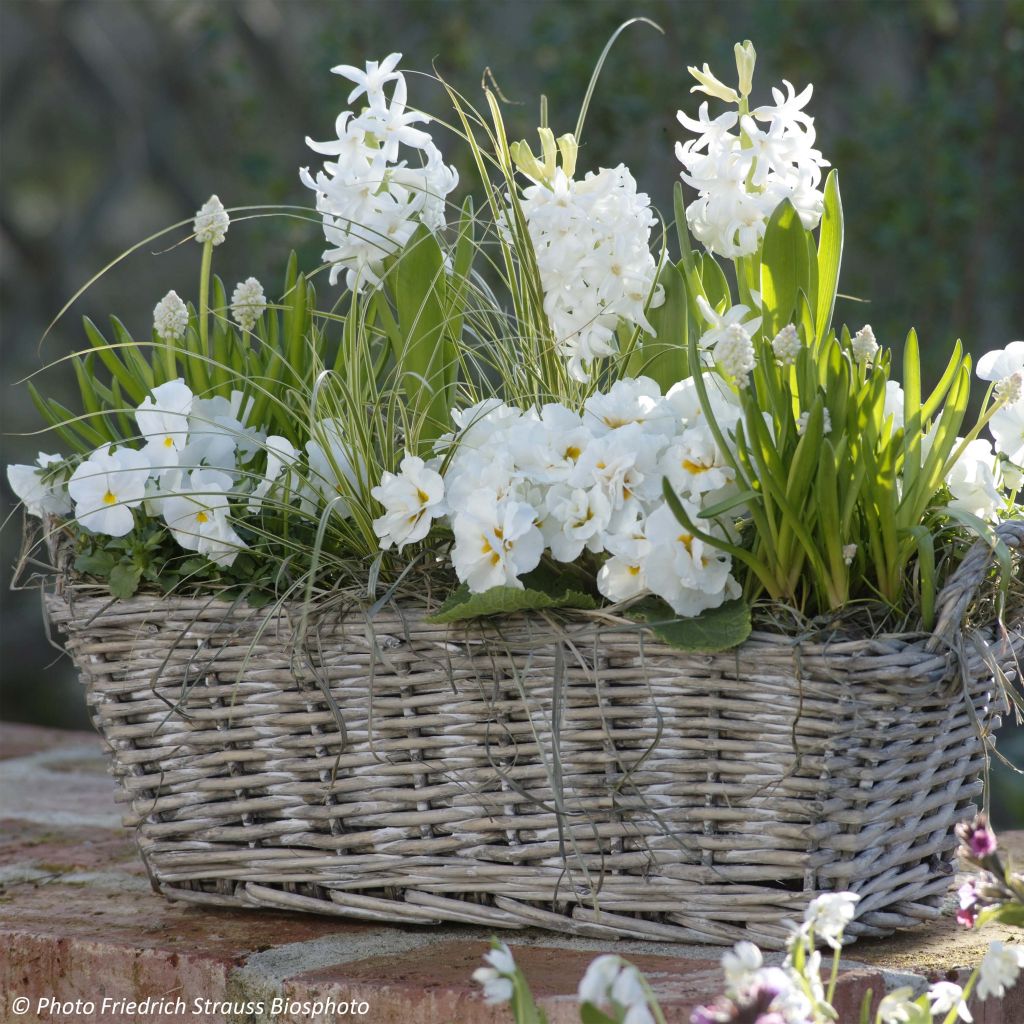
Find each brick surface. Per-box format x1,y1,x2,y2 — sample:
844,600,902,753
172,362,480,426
0,722,1021,1024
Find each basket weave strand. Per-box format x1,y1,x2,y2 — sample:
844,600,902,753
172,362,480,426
46,522,1024,949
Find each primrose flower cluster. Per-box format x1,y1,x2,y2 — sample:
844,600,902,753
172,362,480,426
300,52,458,290
372,374,744,616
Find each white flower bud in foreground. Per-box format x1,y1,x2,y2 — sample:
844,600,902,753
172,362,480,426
851,324,879,363
771,323,802,367
230,277,267,332
687,62,740,103
193,194,230,245
735,40,757,97
843,543,857,566
153,290,189,341
715,324,756,385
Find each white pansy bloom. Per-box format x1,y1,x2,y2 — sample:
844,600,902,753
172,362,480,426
7,452,71,519
193,195,230,245
68,445,151,538
230,277,267,332
771,323,802,366
161,468,246,567
303,419,363,519
371,455,446,550
990,394,1024,466
519,163,662,381
183,391,265,473
977,941,1024,1001
947,439,1004,521
540,484,611,562
301,55,457,290
977,341,1024,383
803,891,859,950
471,941,516,1007
665,373,743,434
451,491,543,592
928,981,971,1022
851,324,879,363
721,941,763,995
136,379,194,470
247,435,299,514
153,290,189,342
1003,461,1023,492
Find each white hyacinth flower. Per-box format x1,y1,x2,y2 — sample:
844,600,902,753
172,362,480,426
331,52,403,108
193,195,229,245
803,891,859,950
843,543,858,566
715,323,756,384
695,296,763,351
928,981,971,1022
472,941,516,1006
771,323,802,366
371,454,446,550
721,940,763,995
876,987,918,1024
797,408,831,436
995,372,1023,406
161,468,246,567
977,941,1024,1001
230,277,267,332
851,324,879,363
153,290,189,341
578,955,654,1024
135,379,194,470
977,341,1024,382
7,452,71,519
68,445,152,537
451,490,543,592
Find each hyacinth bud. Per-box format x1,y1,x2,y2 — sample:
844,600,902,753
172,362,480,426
735,40,757,98
193,194,230,246
771,323,802,367
687,63,740,104
153,290,189,341
851,324,879,363
230,277,267,333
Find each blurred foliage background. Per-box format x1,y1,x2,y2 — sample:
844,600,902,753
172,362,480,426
2,0,1022,821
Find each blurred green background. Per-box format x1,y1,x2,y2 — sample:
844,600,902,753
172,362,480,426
2,0,1022,821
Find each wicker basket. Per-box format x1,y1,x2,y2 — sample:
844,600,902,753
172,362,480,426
45,522,1024,949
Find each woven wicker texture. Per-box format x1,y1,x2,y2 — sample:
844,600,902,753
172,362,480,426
45,522,1024,949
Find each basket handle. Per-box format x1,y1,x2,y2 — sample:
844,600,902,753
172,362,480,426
926,520,1024,652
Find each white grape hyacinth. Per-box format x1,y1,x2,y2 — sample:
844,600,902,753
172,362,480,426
68,445,152,537
161,468,246,567
193,194,230,246
135,379,194,470
802,891,859,950
371,454,446,550
300,53,458,290
851,324,879,364
7,452,72,519
153,290,189,342
771,323,802,367
230,277,267,332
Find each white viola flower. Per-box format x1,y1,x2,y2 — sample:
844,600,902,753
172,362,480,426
928,981,971,1022
643,500,740,617
660,423,734,500
989,389,1024,468
947,439,1004,521
771,323,802,367
695,296,763,351
136,378,194,470
7,452,71,518
519,162,662,381
540,484,612,562
230,277,267,333
451,491,543,592
184,391,265,473
193,195,229,245
303,419,363,519
721,941,763,995
977,941,1024,1001
153,290,189,342
161,468,246,567
843,543,858,566
371,455,446,550
247,435,299,514
597,523,650,603
715,323,756,385
331,52,403,108
977,341,1024,382
851,324,879,363
803,891,859,950
68,445,151,538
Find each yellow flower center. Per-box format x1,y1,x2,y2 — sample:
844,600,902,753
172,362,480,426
416,488,430,505
163,436,175,448
564,445,581,461
677,533,694,554
682,459,709,474
103,491,117,505
195,511,209,524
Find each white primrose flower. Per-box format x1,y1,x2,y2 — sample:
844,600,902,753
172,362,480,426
583,377,670,437
721,940,763,995
851,324,879,363
193,194,230,245
990,393,1024,466
300,55,458,290
540,484,612,562
135,378,194,470
371,455,446,550
977,940,1024,1001
247,435,299,514
68,445,151,537
928,981,971,1023
519,163,662,381
153,290,189,342
947,439,1004,521
643,500,740,617
302,419,364,519
597,521,650,603
230,277,267,332
451,490,543,592
771,323,802,367
803,891,859,950
7,452,71,519
659,423,735,500
161,468,246,567
664,373,742,434
977,340,1024,383
472,941,516,1007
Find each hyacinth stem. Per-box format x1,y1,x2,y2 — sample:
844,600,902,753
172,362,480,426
824,942,842,1007
198,238,213,363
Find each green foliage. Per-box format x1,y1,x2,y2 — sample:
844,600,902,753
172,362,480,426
626,597,751,652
